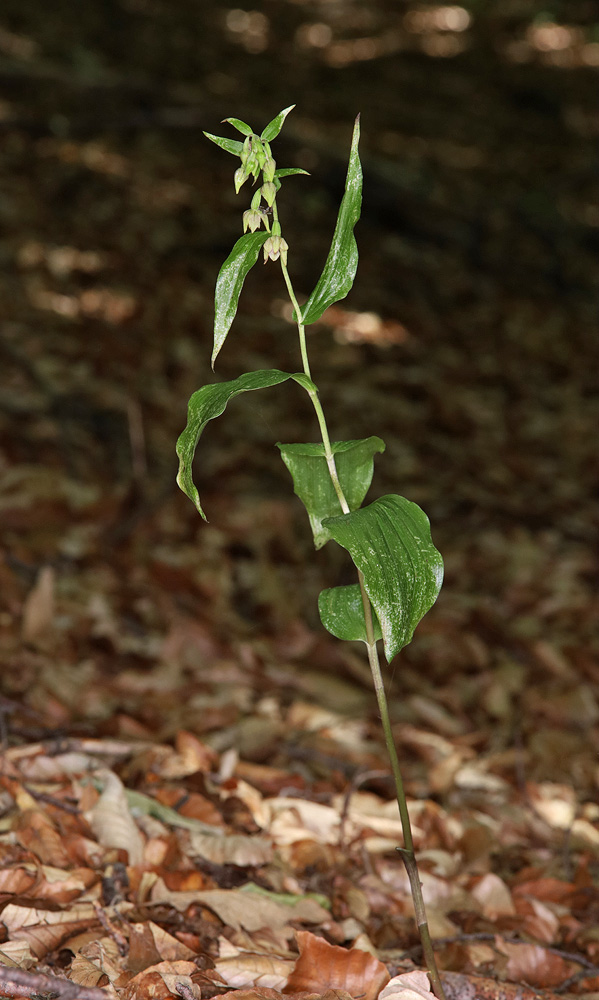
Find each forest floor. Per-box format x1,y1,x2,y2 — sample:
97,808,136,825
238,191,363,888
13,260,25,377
0,2,598,998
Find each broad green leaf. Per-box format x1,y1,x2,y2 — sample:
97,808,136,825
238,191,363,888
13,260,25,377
260,105,295,142
222,117,253,136
274,168,310,179
299,115,362,325
319,584,382,644
177,370,316,519
213,231,270,367
323,495,443,660
276,437,384,548
203,131,244,157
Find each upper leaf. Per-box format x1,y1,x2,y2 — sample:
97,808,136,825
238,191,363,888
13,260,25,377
277,437,384,548
260,105,295,142
176,370,317,519
213,231,270,368
274,168,310,179
299,115,362,325
323,495,443,660
221,117,253,136
203,131,244,157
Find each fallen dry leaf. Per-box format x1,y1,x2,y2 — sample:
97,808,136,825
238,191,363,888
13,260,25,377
284,930,389,1000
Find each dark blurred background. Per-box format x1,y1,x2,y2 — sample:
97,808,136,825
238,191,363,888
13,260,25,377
0,1,597,776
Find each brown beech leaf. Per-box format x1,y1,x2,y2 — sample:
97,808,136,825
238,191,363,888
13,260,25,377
13,809,72,868
124,961,200,1000
284,931,389,1000
0,867,39,903
495,939,574,988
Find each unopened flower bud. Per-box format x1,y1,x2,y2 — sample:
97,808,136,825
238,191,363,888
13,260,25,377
234,166,248,194
261,181,277,207
263,156,276,183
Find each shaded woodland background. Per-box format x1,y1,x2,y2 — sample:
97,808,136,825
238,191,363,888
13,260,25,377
0,0,598,994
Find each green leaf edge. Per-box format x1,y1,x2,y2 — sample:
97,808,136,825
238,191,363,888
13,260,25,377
203,131,244,156
213,231,271,368
299,114,362,325
176,369,317,519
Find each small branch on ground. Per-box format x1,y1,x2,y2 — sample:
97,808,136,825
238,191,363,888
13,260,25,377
0,968,109,1000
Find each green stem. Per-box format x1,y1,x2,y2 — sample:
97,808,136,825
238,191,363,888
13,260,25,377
277,230,446,1000
280,260,311,382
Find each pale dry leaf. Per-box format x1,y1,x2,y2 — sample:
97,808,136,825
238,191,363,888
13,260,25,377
188,829,273,866
150,883,329,935
379,970,436,1000
69,954,108,988
88,769,144,865
216,952,293,990
0,941,35,967
471,873,516,918
79,936,124,984
21,566,55,644
148,922,195,961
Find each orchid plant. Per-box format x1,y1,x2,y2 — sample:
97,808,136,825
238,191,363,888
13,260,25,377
176,106,446,998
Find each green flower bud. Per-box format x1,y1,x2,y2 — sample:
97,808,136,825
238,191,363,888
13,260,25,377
261,181,277,207
234,165,248,194
253,138,267,169
263,156,276,183
240,135,252,167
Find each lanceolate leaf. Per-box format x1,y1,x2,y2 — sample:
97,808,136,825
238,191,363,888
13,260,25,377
213,232,270,368
222,117,253,136
176,370,316,519
277,437,385,548
203,132,244,157
274,168,310,179
261,105,295,142
319,584,383,644
323,495,443,660
299,115,362,325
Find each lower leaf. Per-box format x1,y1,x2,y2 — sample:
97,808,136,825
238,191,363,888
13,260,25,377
323,495,443,661
319,584,383,645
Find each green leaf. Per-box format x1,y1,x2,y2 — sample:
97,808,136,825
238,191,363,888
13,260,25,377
260,105,295,142
323,495,443,660
319,584,382,644
277,437,385,548
213,231,270,368
203,131,244,157
222,117,253,136
299,115,362,325
274,168,310,179
176,370,317,519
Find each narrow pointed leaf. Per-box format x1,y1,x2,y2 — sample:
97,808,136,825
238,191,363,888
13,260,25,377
203,131,244,157
176,370,317,519
299,115,362,325
277,437,384,548
222,117,253,136
323,495,443,660
260,105,295,142
213,231,270,367
319,584,383,644
274,168,310,179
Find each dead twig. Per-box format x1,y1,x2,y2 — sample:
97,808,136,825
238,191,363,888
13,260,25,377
0,967,109,1000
